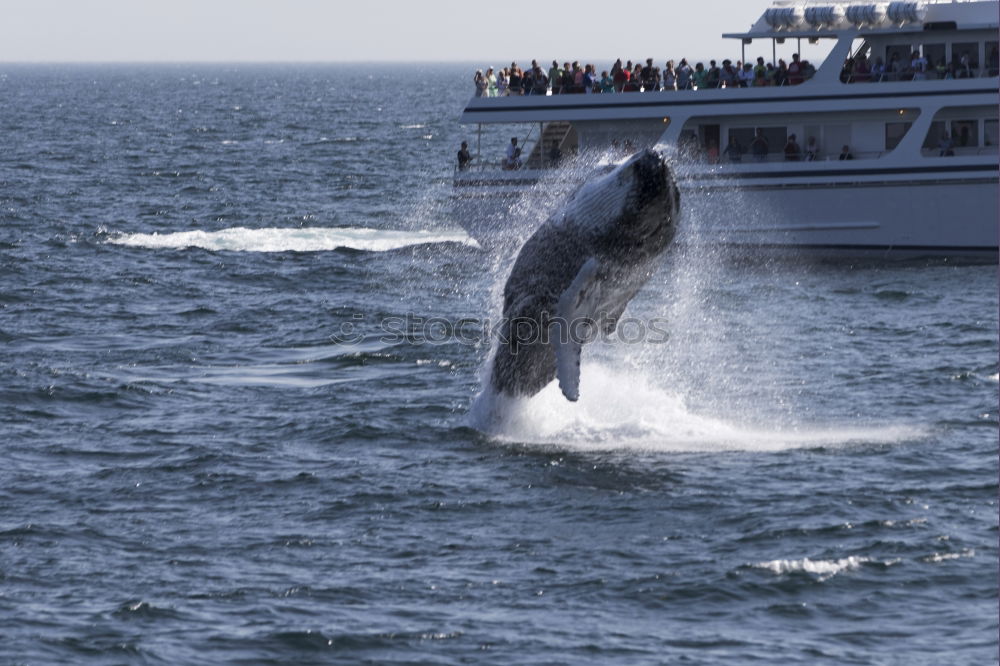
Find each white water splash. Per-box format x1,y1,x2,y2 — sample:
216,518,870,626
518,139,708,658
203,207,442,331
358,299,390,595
753,556,886,581
107,226,476,253
465,148,930,454
468,363,924,453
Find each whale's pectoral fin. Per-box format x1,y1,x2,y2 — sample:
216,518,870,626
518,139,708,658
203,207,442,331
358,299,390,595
553,332,582,401
553,258,602,402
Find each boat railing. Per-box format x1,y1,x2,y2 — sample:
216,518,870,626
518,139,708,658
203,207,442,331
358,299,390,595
455,155,540,174
473,66,999,100
454,159,544,176
454,150,885,177
919,145,999,157
710,150,886,164
844,68,998,83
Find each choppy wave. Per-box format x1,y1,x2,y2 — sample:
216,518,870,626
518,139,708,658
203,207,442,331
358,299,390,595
752,556,885,581
468,364,926,453
107,226,475,253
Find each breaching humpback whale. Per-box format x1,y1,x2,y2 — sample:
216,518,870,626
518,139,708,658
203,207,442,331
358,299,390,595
488,148,679,402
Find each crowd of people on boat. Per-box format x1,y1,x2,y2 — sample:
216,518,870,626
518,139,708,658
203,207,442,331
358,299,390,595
472,46,999,95
840,45,999,82
472,56,820,96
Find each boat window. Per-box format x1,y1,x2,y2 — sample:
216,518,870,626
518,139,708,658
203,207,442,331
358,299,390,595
824,125,851,159
678,129,699,158
852,38,871,60
950,120,978,148
725,127,787,160
985,120,998,147
923,43,946,74
728,128,756,153
986,41,999,76
758,127,788,154
923,121,947,150
885,44,912,74
885,122,912,150
951,42,979,77
698,124,721,159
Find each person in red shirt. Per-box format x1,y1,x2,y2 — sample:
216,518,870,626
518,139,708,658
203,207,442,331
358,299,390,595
787,53,804,85
612,59,626,92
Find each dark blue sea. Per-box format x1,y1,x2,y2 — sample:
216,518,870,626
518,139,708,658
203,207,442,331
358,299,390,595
1,64,997,665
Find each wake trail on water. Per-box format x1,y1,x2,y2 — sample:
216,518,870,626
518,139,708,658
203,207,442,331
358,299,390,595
106,226,476,253
467,363,924,453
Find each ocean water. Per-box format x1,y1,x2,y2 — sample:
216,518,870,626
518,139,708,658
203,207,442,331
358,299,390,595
1,63,997,665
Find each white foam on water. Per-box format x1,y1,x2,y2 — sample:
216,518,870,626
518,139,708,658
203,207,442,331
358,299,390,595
468,363,925,454
921,549,976,563
107,226,476,253
753,556,881,581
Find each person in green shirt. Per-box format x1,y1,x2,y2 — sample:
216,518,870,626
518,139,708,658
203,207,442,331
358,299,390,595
599,70,615,93
692,62,708,90
486,67,498,97
753,56,767,80
548,60,564,94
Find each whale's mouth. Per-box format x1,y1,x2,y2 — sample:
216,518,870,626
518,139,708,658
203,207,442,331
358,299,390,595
626,150,677,239
633,150,670,210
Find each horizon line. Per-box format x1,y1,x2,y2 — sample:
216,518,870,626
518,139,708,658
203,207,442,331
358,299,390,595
0,55,732,66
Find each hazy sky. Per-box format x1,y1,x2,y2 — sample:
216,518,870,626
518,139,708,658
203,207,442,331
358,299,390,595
0,0,833,64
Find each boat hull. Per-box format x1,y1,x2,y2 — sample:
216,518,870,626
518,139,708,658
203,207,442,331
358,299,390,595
451,166,999,260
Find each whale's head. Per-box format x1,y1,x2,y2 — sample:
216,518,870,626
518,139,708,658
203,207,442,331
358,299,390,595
570,148,679,254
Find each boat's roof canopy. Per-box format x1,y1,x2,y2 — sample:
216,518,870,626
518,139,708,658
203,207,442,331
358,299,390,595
722,0,999,40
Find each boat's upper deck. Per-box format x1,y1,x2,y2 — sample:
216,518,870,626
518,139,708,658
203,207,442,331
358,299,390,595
461,0,999,126
457,0,998,174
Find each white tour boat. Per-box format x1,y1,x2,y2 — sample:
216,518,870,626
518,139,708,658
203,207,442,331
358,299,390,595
452,0,999,259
